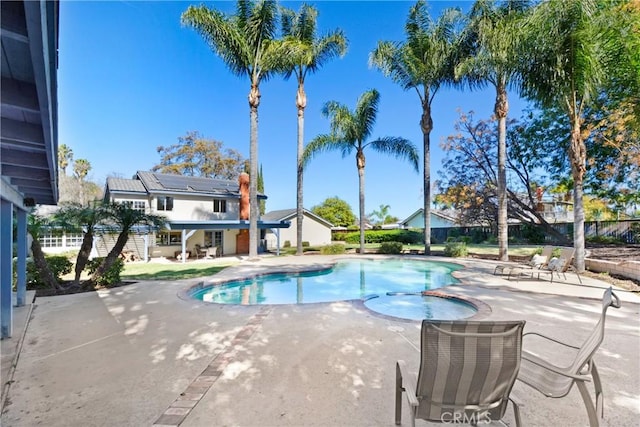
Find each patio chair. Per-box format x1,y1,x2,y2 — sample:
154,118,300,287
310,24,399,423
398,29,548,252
395,319,526,427
534,247,582,284
194,244,207,259
517,287,621,427
494,245,553,277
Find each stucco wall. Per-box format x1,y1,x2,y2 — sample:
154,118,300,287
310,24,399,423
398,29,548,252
266,215,331,248
405,213,456,229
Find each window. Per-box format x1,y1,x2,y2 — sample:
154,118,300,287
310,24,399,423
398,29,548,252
65,233,84,247
156,231,182,246
39,232,62,248
213,199,226,213
157,196,173,211
123,200,146,211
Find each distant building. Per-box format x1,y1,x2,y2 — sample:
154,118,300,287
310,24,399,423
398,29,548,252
261,209,334,249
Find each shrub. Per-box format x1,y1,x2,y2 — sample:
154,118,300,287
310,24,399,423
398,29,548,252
586,235,624,245
22,255,73,288
321,244,346,255
85,257,124,287
522,223,546,244
283,240,291,248
378,241,403,254
444,241,468,258
335,229,422,245
302,241,310,247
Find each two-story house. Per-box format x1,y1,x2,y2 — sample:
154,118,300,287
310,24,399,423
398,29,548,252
101,171,290,260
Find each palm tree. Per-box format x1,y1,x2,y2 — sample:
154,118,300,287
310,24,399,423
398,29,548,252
54,202,109,286
73,158,91,206
370,1,464,255
302,89,419,254
280,3,347,256
27,215,63,291
456,0,532,262
182,0,288,260
522,0,631,271
88,202,165,286
58,144,73,175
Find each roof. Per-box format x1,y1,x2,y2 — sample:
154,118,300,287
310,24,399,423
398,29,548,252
104,171,267,199
1,1,60,207
400,209,459,226
262,208,334,228
105,178,147,194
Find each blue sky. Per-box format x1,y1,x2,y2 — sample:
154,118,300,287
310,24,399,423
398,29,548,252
59,0,528,221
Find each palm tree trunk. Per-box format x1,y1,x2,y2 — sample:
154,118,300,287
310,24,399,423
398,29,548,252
496,85,509,262
570,117,587,272
89,231,129,284
31,238,63,290
73,229,94,284
421,100,433,255
249,84,260,261
296,81,306,256
357,150,366,254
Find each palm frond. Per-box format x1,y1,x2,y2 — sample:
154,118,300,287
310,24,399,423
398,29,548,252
354,89,380,142
302,134,354,168
369,137,420,172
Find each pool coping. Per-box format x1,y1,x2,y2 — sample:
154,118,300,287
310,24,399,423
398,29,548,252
177,256,491,322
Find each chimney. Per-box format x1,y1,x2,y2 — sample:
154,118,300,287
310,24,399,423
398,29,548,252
239,172,250,220
236,172,250,254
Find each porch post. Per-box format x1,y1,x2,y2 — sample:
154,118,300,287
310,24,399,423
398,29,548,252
181,229,186,263
16,209,27,306
1,199,14,338
276,228,281,256
142,234,149,262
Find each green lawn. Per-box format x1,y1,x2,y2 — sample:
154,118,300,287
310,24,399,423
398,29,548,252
121,261,235,280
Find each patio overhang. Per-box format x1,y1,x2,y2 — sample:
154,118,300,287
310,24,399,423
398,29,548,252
166,220,291,230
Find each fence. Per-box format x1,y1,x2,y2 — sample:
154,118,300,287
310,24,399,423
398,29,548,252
429,219,640,244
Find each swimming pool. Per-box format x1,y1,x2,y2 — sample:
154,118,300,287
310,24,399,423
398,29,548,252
190,259,478,320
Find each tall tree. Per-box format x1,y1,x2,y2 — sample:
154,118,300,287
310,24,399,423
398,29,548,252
303,89,419,254
456,0,531,261
370,1,464,255
522,0,637,271
88,203,165,287
280,3,347,256
182,0,289,261
73,159,91,207
58,144,73,175
153,131,246,179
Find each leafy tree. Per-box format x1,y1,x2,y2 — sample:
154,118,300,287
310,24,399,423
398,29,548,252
88,203,166,287
153,131,246,179
370,1,464,255
58,144,73,175
73,159,91,206
303,89,419,254
456,0,532,261
280,3,347,256
53,202,109,287
521,0,637,271
182,0,290,260
437,110,570,242
311,196,356,228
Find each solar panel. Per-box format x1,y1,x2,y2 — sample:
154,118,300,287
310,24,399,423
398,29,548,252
154,173,238,194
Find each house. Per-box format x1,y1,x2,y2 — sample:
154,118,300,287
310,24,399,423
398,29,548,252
1,0,59,338
102,171,290,261
400,209,459,229
261,209,334,249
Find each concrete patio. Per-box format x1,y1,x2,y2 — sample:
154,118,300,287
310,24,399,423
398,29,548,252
1,255,639,426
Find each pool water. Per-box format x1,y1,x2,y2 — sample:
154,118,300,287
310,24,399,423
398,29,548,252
191,259,475,320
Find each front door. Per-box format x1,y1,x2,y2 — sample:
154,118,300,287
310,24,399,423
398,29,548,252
205,231,224,255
